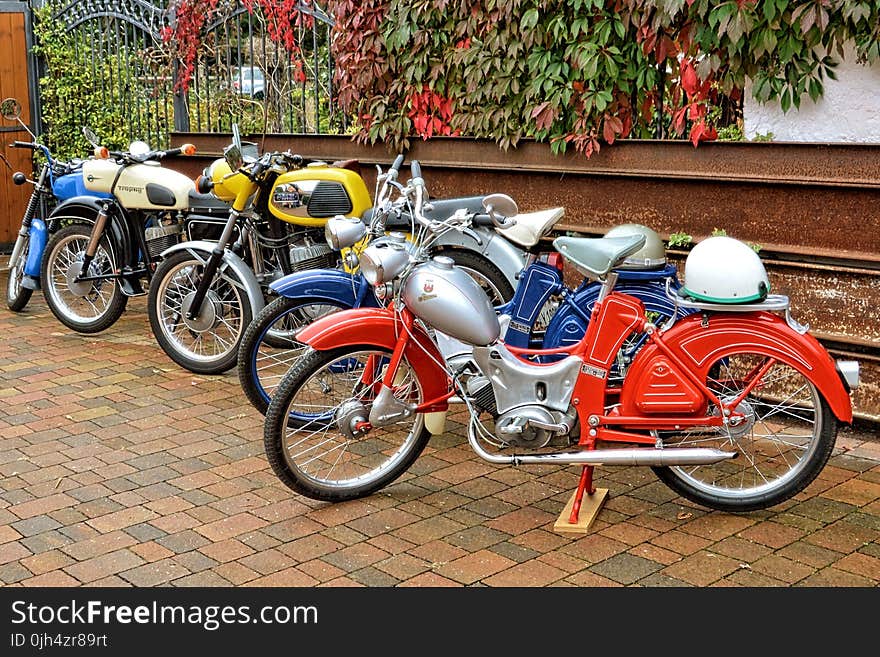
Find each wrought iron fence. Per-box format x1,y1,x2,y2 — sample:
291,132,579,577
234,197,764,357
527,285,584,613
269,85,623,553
180,3,340,136
35,0,341,150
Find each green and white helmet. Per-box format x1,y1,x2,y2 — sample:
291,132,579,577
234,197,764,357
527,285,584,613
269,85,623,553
603,223,666,269
682,236,770,304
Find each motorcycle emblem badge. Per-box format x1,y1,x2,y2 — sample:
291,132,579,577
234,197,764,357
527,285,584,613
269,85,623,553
418,279,437,302
272,183,303,208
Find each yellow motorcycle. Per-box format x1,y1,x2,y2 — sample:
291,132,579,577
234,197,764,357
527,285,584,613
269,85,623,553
146,126,371,374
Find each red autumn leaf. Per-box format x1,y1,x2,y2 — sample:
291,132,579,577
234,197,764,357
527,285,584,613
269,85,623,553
689,121,705,147
688,102,705,120
681,60,698,96
672,107,688,133
689,121,717,147
572,81,584,93
530,102,555,132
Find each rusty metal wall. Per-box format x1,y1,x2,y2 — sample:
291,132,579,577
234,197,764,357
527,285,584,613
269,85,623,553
169,134,880,422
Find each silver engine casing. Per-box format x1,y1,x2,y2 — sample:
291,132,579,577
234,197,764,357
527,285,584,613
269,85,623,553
402,256,500,346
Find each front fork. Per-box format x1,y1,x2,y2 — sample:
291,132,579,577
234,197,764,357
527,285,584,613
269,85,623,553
76,203,111,279
185,210,241,320
9,165,48,272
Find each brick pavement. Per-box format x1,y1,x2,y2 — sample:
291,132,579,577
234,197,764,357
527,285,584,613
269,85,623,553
1,283,879,587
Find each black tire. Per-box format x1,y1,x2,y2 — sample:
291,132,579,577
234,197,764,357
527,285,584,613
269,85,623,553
237,295,348,414
6,234,33,312
438,249,515,305
264,345,432,501
652,350,838,512
148,250,254,374
40,224,127,333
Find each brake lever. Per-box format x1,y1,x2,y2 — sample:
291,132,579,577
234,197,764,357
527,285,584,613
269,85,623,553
461,226,483,245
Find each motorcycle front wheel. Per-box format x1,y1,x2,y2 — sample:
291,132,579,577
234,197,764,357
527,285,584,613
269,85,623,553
41,224,127,333
264,345,431,501
148,250,253,374
238,296,348,414
652,349,837,512
6,233,33,312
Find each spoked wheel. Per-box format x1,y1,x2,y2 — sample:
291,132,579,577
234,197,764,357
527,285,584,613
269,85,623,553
440,250,514,306
6,233,33,312
148,251,253,374
238,296,347,414
653,350,837,512
264,345,431,501
40,224,127,333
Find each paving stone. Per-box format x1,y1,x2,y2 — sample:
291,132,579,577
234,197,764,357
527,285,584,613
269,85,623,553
589,553,663,585
0,561,33,584
2,294,880,590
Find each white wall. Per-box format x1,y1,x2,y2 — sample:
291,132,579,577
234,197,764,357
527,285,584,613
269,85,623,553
744,44,880,143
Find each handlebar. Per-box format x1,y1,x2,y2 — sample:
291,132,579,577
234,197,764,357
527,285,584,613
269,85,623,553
11,140,37,150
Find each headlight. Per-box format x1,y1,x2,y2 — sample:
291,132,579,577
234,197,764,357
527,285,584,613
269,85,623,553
325,215,367,250
359,242,410,285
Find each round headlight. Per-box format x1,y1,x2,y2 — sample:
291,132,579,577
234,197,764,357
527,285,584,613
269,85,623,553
325,215,367,250
359,243,410,285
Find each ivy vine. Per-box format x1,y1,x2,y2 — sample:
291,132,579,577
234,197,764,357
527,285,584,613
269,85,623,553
328,0,880,155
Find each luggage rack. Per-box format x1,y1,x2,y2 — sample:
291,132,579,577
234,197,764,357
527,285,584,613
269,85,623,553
663,280,809,334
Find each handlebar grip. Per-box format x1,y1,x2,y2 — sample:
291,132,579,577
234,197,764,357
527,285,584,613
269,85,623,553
391,154,405,172
250,159,268,177
164,147,183,158
11,141,36,149
471,213,494,227
410,160,422,180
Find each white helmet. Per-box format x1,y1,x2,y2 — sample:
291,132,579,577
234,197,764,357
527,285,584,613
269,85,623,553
682,236,770,303
604,223,666,269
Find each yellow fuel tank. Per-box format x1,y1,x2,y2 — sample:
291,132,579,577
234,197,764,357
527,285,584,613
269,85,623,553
269,163,371,226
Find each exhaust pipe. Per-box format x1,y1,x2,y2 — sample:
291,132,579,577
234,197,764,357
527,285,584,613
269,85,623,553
468,421,737,467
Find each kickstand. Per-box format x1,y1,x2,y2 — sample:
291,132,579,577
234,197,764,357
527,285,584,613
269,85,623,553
553,465,608,535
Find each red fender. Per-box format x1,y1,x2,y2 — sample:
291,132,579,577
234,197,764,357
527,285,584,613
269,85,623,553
621,312,853,423
295,307,451,412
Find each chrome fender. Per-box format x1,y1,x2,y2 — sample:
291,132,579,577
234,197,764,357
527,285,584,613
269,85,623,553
159,240,265,317
433,227,527,290
623,312,854,423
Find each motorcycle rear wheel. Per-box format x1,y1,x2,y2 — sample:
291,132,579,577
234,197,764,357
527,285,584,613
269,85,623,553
264,345,431,501
238,296,347,414
41,224,127,333
652,350,837,512
148,250,253,374
6,234,33,312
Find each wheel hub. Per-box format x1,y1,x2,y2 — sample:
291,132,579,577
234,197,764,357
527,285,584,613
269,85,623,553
180,291,220,332
722,396,756,438
335,399,369,440
66,260,93,297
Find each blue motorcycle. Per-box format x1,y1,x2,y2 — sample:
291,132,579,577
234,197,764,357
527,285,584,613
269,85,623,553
236,163,692,414
2,98,109,311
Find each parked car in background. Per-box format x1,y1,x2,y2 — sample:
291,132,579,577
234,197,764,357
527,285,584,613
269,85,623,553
230,66,265,99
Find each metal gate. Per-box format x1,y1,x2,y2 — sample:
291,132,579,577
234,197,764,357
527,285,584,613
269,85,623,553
34,0,339,154
37,0,172,150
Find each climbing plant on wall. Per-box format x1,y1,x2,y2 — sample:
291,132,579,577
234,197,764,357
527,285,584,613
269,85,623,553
327,0,880,154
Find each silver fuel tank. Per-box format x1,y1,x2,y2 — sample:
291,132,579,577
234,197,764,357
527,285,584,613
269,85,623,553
402,256,500,346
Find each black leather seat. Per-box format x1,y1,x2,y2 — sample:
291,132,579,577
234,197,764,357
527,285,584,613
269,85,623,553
188,190,230,212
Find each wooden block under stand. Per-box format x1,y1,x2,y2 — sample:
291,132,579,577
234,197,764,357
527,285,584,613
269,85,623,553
553,488,609,535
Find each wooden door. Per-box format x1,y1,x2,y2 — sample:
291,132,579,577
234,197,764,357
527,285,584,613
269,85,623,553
0,4,33,247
